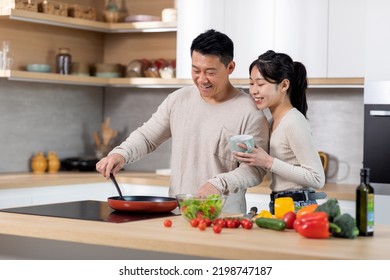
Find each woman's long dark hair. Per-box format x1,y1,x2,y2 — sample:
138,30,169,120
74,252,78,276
249,50,308,117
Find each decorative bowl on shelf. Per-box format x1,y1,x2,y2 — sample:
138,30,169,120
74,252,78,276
26,64,51,73
176,194,226,222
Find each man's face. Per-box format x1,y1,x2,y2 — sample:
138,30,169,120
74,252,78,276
191,51,234,103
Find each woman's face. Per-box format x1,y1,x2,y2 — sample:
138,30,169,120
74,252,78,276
249,66,287,112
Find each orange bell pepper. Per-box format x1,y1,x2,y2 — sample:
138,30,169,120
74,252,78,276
296,204,318,219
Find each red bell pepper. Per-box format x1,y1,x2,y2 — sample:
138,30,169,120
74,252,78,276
293,211,340,239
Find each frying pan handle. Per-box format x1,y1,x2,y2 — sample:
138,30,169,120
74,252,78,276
110,173,125,200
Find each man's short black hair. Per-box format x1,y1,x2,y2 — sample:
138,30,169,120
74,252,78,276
190,29,234,67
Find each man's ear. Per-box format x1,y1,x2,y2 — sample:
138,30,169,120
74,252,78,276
227,61,235,74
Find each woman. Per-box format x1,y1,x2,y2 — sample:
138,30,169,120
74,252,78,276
233,50,326,213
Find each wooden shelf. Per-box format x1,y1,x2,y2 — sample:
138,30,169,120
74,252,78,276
308,77,364,88
3,70,108,86
0,10,364,89
2,9,177,33
0,70,364,88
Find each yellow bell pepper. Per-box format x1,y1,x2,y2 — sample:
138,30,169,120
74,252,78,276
274,197,295,219
254,210,273,219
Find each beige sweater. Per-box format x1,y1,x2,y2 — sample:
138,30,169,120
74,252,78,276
110,85,270,213
269,108,325,192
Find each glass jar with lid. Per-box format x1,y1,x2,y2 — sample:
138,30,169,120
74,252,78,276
56,47,71,74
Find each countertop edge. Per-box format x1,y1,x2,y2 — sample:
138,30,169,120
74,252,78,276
0,171,357,201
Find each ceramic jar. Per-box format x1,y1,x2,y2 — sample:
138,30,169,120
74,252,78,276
31,152,48,174
103,0,119,23
47,151,60,173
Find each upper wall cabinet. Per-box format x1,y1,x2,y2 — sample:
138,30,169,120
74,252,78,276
176,0,224,79
224,0,275,79
274,0,328,78
176,0,365,81
328,0,366,78
365,0,390,82
176,0,274,79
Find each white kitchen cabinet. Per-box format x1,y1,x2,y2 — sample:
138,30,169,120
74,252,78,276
176,0,274,79
328,0,366,78
365,0,390,81
176,0,224,79
274,0,328,78
224,0,274,79
177,0,329,79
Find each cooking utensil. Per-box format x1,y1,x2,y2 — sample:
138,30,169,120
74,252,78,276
107,173,177,212
109,173,125,200
107,195,178,212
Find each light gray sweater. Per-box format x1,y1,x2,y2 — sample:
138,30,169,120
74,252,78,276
110,85,270,213
269,108,325,192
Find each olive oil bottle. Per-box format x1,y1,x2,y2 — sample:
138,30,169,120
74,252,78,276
356,168,374,236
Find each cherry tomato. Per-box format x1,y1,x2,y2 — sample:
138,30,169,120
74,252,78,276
216,219,226,228
226,219,235,228
282,211,297,229
203,217,212,227
190,218,199,227
241,219,253,230
233,218,241,228
163,219,172,227
196,211,205,219
198,221,207,231
213,225,222,234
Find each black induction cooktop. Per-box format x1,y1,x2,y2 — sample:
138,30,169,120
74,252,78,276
0,200,177,223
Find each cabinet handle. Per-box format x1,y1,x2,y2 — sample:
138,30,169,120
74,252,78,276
370,110,390,116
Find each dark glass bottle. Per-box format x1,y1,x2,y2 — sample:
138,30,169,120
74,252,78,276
356,168,374,236
56,47,71,74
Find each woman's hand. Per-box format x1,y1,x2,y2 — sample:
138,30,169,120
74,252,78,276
233,143,274,170
96,153,126,179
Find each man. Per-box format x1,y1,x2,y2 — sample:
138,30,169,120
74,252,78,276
96,29,269,213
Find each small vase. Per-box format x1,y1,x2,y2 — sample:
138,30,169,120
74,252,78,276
31,152,48,174
103,0,119,23
47,151,60,173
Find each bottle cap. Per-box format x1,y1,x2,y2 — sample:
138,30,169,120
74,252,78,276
360,168,370,176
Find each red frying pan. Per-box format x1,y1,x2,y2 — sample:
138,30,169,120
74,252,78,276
107,174,177,213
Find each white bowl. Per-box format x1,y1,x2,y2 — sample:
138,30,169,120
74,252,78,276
26,64,51,73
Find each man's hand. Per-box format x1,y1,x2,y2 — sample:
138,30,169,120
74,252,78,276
96,153,125,179
197,182,221,196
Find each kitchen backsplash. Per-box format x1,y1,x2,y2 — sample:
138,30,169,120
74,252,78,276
0,80,363,184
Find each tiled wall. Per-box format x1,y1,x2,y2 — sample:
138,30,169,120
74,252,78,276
0,80,363,185
0,80,103,172
307,88,363,185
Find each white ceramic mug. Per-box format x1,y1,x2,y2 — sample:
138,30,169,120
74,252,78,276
229,135,254,153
